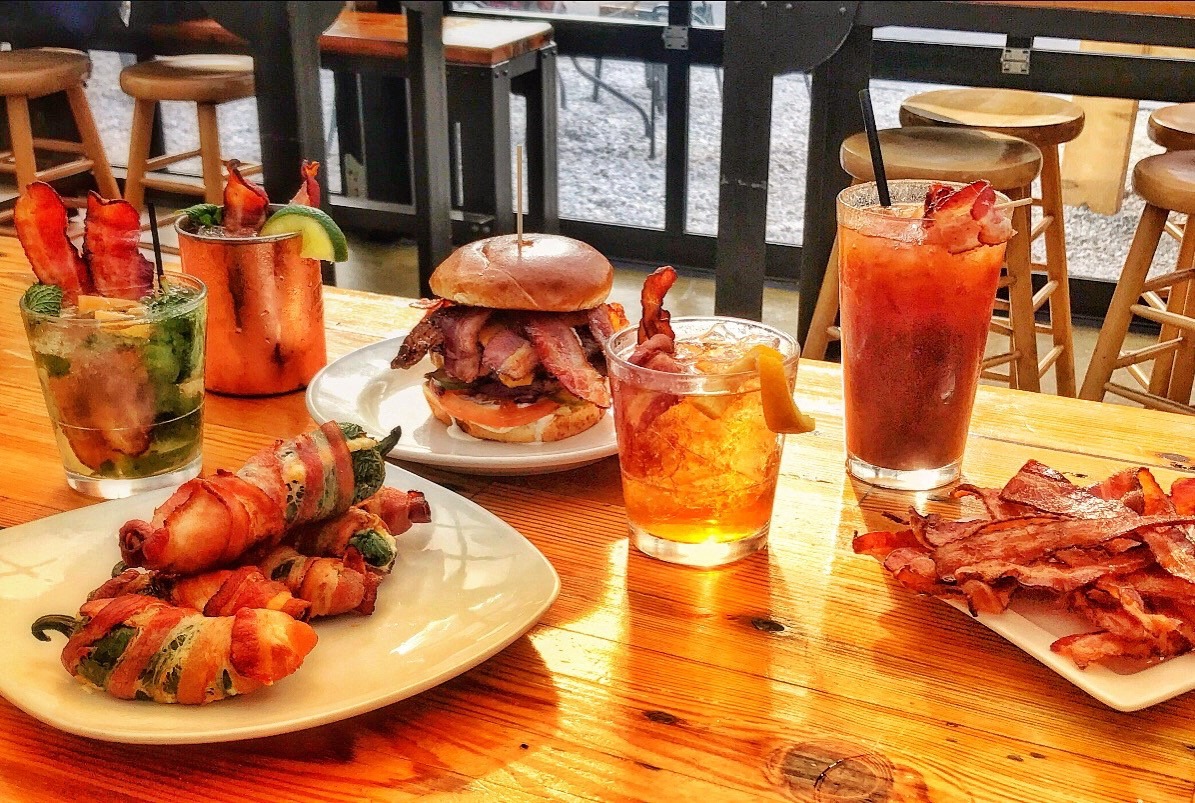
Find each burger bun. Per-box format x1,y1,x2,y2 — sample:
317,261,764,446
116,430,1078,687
429,233,613,311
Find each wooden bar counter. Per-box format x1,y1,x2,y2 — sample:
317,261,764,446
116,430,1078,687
1,237,1194,801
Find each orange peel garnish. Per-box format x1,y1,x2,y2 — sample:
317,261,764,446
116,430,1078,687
753,345,816,434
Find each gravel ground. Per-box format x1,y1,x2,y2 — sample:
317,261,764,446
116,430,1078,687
81,50,1180,283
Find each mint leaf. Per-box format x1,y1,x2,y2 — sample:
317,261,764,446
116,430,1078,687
181,203,221,227
22,283,64,316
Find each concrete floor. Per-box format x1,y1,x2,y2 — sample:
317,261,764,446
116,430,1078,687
332,233,1158,406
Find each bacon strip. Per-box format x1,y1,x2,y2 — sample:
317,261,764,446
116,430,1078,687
854,460,1195,669
83,192,154,300
481,325,539,382
437,307,492,382
290,160,321,207
931,514,1195,580
637,265,677,344
999,460,1127,519
524,314,611,406
14,181,92,301
356,487,431,533
222,160,270,235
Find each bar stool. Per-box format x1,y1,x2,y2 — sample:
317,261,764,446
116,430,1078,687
120,55,259,210
900,88,1084,396
1148,103,1195,152
1079,151,1195,413
802,127,1046,391
0,48,119,213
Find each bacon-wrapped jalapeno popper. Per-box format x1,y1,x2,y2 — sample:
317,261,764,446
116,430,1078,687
289,488,430,573
32,595,317,704
119,421,400,574
256,546,381,617
93,566,312,621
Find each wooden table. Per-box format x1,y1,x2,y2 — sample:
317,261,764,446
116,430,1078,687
3,242,1195,801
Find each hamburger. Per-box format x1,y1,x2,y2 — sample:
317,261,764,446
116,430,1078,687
390,233,628,443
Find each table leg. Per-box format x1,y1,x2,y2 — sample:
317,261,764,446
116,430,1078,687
406,2,453,294
521,44,559,234
798,25,873,341
448,65,513,235
713,18,774,321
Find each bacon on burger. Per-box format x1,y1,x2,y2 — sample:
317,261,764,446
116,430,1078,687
390,233,628,443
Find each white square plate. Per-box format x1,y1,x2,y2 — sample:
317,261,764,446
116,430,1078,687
0,464,559,743
947,595,1195,711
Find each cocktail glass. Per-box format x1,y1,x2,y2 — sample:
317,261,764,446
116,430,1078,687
605,316,799,567
838,180,1010,490
20,273,207,498
176,210,327,396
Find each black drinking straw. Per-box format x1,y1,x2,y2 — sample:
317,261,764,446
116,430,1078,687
147,202,165,287
858,89,891,207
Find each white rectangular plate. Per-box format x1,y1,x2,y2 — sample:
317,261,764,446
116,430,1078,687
0,464,559,743
946,595,1194,711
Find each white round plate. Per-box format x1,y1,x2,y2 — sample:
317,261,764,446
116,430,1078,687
306,336,619,476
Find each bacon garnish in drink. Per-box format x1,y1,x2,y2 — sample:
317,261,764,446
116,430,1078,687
923,180,1013,254
13,181,93,301
853,460,1195,668
637,265,677,343
222,159,270,235
82,192,155,300
291,160,321,207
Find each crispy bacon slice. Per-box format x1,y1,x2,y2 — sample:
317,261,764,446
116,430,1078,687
14,181,92,301
999,460,1127,519
290,160,321,207
481,324,539,382
223,160,270,235
637,266,677,344
952,484,1034,520
923,180,1012,253
391,303,448,369
256,546,380,617
437,306,492,383
856,460,1195,669
119,472,287,575
953,547,1155,593
82,192,154,300
93,566,311,621
524,314,611,406
1172,478,1195,515
356,486,431,533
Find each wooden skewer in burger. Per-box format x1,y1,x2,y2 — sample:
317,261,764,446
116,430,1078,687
391,233,629,443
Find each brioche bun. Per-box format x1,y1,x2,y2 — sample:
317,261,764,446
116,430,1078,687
423,382,604,443
429,233,613,311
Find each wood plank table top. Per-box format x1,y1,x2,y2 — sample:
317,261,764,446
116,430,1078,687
2,237,1195,801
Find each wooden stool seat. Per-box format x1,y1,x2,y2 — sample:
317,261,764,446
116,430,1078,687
840,128,1041,191
1147,104,1195,152
1080,152,1195,413
0,48,90,99
803,126,1053,394
894,87,1082,397
119,55,255,104
120,54,260,212
0,48,118,226
1133,151,1195,215
899,88,1085,148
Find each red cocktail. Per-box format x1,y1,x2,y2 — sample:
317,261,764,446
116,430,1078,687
838,180,1011,490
